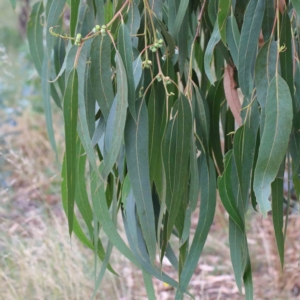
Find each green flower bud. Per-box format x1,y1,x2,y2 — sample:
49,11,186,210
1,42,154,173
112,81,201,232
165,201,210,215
158,39,163,45
100,28,106,35
75,33,82,41
93,25,101,33
101,25,107,29
156,75,162,82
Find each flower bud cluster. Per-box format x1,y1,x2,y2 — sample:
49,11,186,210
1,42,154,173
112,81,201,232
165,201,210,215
150,39,164,52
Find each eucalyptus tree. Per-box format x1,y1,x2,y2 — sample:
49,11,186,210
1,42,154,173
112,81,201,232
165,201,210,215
11,0,300,298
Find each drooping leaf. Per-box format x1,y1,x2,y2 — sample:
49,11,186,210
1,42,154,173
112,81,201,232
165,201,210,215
291,0,300,20
124,98,157,263
238,0,265,96
90,35,114,121
218,151,244,232
63,68,79,235
204,22,221,84
27,2,44,75
163,95,192,239
254,39,277,108
101,51,128,178
226,15,240,69
9,0,16,10
175,156,216,299
70,0,80,41
271,177,285,269
262,0,275,41
117,23,136,118
217,0,231,43
254,75,293,217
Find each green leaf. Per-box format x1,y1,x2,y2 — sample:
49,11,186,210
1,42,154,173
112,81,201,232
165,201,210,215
124,98,157,263
102,51,128,178
70,0,80,41
194,88,210,156
271,177,284,269
291,0,300,20
142,271,156,300
233,125,255,205
27,2,44,75
61,156,116,275
204,22,221,84
46,1,66,57
208,80,225,174
95,0,105,25
238,0,265,95
41,58,57,155
90,173,140,267
9,0,16,10
254,39,277,108
172,0,189,38
63,69,79,235
262,0,275,41
75,142,94,238
117,23,136,118
148,84,166,182
218,151,244,232
226,16,240,69
254,75,293,217
122,191,181,290
90,35,114,121
163,95,192,239
280,11,294,96
175,156,216,299
217,0,231,44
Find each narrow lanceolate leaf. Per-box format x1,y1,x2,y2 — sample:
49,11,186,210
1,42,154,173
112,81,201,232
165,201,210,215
27,2,44,75
125,99,157,264
46,1,66,56
117,23,136,119
208,80,225,174
226,16,240,69
254,40,277,108
70,0,80,41
291,0,300,19
194,88,210,156
90,173,140,268
262,0,275,41
9,0,16,10
42,58,57,154
175,157,216,300
254,75,293,217
90,35,114,121
61,157,116,275
271,177,284,269
164,95,192,240
238,0,265,95
64,69,79,235
172,0,189,38
204,22,221,84
102,52,128,178
224,64,242,126
122,192,180,290
218,151,244,232
217,0,231,44
233,125,255,205
280,12,294,97
148,85,166,182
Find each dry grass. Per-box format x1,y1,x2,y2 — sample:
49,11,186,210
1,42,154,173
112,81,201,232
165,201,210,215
0,109,300,300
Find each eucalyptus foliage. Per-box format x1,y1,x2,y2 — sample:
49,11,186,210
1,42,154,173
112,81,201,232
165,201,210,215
12,0,300,298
